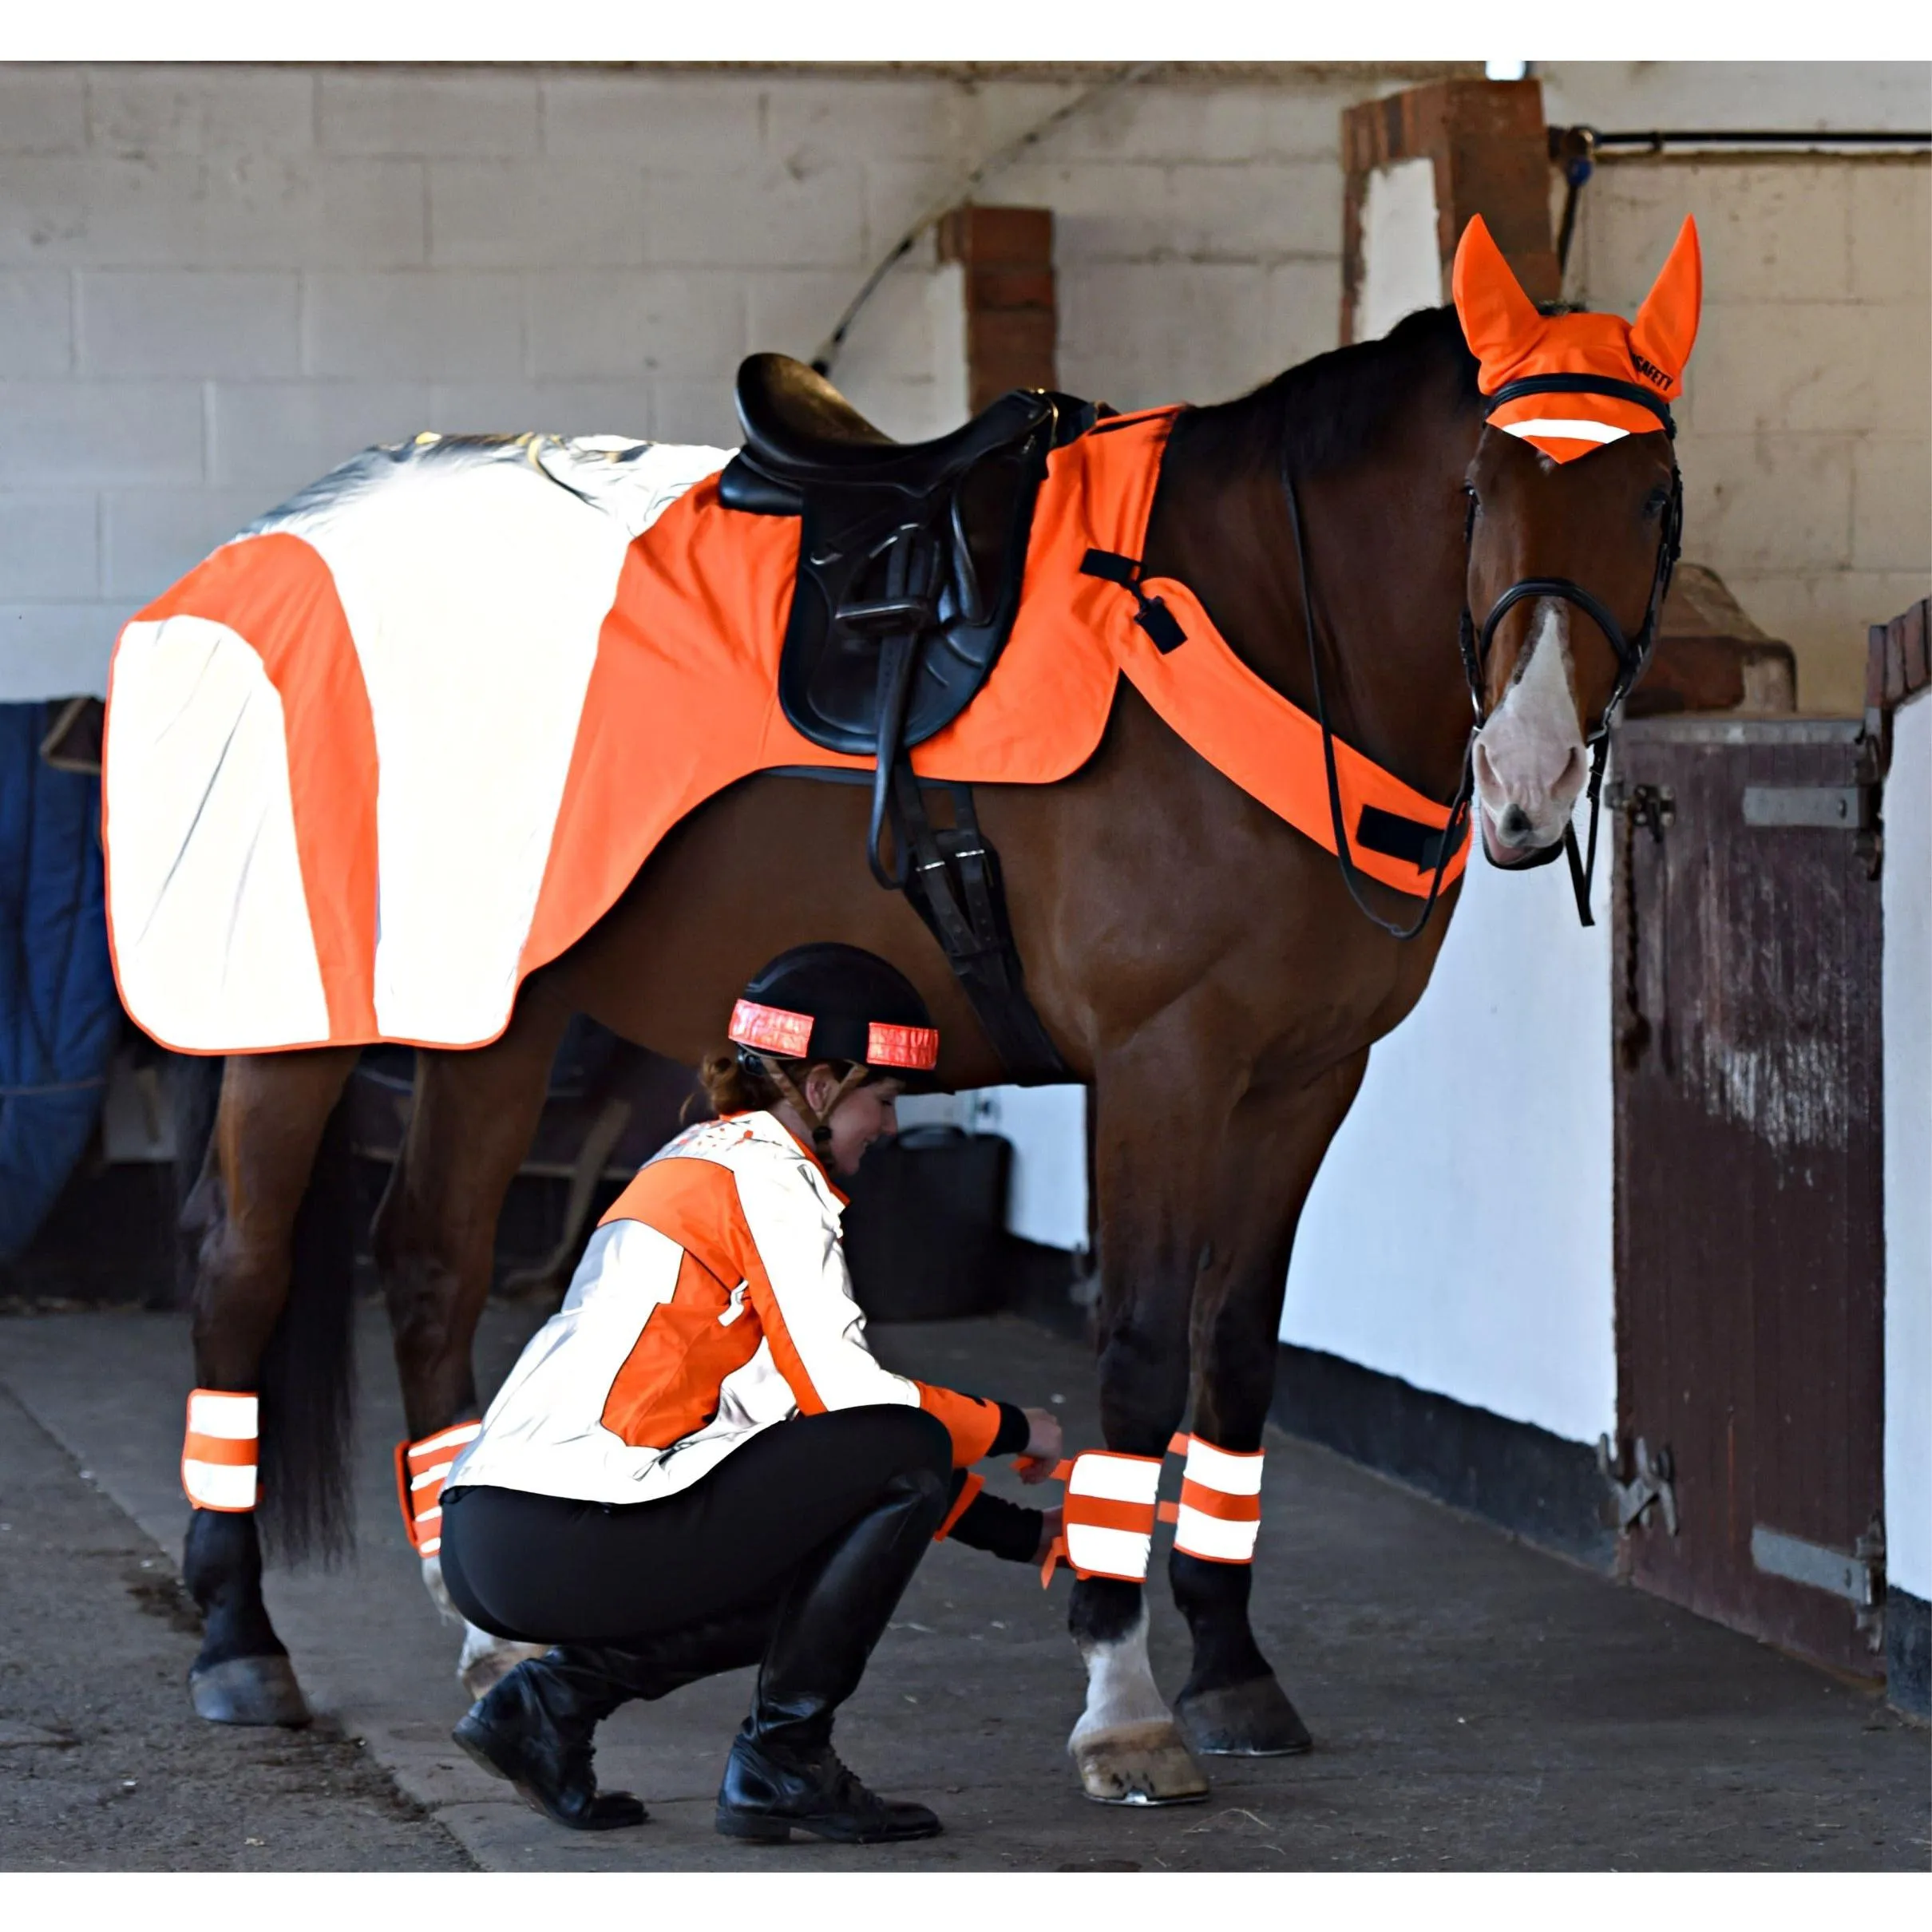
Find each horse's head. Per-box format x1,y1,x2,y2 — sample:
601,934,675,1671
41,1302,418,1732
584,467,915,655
1452,214,1701,867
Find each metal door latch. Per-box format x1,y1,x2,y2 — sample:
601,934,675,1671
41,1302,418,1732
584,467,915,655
1597,1434,1679,1535
1605,781,1673,841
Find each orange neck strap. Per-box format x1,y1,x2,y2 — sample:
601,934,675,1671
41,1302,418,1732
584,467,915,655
1071,414,1471,898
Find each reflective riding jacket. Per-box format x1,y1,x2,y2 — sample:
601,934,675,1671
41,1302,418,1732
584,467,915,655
447,1110,1011,1509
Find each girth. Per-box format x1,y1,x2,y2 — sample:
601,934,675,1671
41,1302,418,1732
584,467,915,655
723,354,1092,1082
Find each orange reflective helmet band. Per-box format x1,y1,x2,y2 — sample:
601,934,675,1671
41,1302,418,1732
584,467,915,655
181,1388,259,1513
394,1420,481,1558
729,998,814,1057
1038,1432,1264,1585
864,1021,940,1071
728,999,940,1073
1453,212,1702,464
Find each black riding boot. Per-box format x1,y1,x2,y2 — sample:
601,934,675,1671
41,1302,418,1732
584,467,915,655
454,1601,779,1831
716,1458,950,1845
454,1650,645,1830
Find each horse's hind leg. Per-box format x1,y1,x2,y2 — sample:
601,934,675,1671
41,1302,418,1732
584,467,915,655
183,1046,360,1725
1169,1051,1368,1758
372,983,568,1697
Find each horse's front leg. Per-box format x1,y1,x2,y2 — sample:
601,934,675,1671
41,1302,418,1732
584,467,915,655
1169,1051,1368,1757
1064,1027,1225,1806
372,984,568,1698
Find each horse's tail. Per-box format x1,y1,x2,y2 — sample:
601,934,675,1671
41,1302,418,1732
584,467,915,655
172,1052,360,1567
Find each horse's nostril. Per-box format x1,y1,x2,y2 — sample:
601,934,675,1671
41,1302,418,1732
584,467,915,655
1499,803,1532,841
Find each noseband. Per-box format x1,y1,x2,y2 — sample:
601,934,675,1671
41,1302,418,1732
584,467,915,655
1282,372,1683,941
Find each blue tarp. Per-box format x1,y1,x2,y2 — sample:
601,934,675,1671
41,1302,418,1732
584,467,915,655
0,701,121,1261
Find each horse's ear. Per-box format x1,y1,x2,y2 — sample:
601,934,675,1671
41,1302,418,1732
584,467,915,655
1629,216,1702,394
1451,214,1542,373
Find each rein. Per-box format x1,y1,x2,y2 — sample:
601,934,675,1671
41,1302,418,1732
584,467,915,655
1280,453,1472,943
1281,399,1683,940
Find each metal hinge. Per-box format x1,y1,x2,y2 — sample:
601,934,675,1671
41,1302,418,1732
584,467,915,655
1740,784,1869,829
1752,1517,1887,1652
1740,779,1883,877
1597,1434,1679,1535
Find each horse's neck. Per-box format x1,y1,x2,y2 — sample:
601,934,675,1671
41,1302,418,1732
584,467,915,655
1146,406,1475,803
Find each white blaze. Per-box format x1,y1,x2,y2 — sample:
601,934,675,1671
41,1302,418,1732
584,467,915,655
1472,599,1587,850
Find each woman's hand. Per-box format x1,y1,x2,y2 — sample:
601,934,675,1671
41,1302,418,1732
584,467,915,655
1015,1406,1063,1482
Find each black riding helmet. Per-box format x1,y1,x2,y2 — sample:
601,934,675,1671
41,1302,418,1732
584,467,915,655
727,944,940,1158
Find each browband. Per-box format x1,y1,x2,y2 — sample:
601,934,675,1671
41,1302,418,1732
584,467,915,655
1483,373,1677,441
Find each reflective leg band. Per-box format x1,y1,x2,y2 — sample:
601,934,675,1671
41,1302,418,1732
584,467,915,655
1171,1433,1264,1564
1060,1449,1164,1582
394,1421,481,1558
181,1389,259,1512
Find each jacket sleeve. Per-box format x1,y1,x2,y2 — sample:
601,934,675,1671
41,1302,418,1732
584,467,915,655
731,1161,1004,1467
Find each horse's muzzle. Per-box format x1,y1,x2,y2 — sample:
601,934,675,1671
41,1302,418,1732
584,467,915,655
1481,805,1568,870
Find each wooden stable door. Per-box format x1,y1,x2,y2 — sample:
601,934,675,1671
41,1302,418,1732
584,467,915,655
1610,718,1886,1676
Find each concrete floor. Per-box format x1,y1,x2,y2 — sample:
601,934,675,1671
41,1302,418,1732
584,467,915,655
0,1302,1925,1871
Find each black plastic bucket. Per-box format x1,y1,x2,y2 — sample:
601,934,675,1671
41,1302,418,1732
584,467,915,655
841,1126,1012,1322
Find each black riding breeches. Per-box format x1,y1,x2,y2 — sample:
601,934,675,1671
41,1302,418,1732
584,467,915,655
438,1405,959,1648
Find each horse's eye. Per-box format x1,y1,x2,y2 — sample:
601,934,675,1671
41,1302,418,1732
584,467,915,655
1643,487,1670,519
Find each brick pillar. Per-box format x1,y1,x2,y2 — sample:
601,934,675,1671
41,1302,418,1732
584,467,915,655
936,204,1057,413
1340,78,1558,345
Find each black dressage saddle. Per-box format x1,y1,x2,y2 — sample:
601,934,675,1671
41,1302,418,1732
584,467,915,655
719,354,1097,1080
721,353,1095,762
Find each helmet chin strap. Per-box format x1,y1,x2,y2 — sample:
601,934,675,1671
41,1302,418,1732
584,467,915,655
752,1055,872,1166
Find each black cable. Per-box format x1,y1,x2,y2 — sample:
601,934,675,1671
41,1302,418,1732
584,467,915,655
1579,126,1930,151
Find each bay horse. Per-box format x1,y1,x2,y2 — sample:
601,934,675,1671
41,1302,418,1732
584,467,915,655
173,243,1692,1803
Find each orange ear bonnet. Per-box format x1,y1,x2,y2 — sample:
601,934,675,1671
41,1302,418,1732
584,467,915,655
1451,214,1701,461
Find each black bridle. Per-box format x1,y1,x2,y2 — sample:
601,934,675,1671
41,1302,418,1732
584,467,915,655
1284,370,1683,940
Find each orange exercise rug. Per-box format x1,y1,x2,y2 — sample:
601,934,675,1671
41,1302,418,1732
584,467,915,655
103,412,1467,1056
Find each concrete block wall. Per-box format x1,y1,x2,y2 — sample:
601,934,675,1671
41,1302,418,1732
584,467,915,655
7,62,1921,711
0,61,1455,701
1566,153,1930,715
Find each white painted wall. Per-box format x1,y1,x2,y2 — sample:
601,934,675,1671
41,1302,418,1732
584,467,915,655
1883,691,1930,1601
0,61,1455,702
1357,155,1441,342
1285,843,1616,1444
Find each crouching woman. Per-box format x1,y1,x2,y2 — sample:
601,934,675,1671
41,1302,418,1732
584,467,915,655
437,944,1061,1846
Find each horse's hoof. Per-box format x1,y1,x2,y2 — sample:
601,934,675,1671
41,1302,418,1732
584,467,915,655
189,1654,311,1728
1175,1675,1312,1756
1071,1720,1210,1806
460,1639,548,1702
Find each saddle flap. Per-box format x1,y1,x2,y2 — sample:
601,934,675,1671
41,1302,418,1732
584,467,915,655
775,440,1051,756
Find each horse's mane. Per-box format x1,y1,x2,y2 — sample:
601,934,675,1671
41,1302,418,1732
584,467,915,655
1182,305,1483,478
